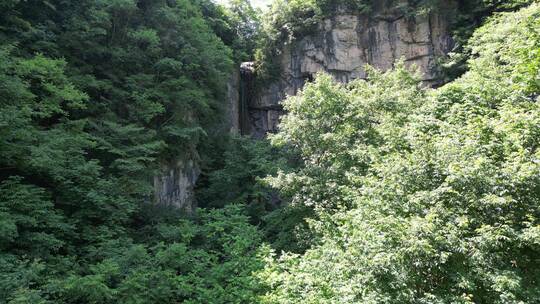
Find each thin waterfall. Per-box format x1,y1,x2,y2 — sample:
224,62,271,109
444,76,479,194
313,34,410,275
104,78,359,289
239,62,255,135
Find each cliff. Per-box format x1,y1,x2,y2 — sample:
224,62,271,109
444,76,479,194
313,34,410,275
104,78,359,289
156,0,456,210
243,0,455,138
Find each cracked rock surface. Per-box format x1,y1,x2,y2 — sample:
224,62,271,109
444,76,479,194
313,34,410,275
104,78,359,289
247,0,454,138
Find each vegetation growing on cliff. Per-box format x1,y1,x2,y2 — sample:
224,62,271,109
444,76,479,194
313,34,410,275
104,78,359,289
254,0,372,82
0,0,265,302
1,0,539,303
259,4,540,302
254,0,536,83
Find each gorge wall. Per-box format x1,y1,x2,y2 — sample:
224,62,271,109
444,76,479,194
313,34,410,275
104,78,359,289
243,0,455,138
155,0,456,210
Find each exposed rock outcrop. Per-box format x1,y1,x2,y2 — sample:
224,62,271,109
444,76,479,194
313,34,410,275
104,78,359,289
156,0,456,211
152,68,244,211
246,0,455,138
154,159,200,212
226,69,241,134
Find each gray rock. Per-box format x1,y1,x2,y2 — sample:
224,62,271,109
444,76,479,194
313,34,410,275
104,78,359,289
226,69,241,134
161,1,456,211
153,159,200,213
246,1,455,136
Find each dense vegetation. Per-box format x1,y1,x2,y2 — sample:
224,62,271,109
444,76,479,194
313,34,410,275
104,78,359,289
0,0,265,302
259,3,540,302
1,0,539,303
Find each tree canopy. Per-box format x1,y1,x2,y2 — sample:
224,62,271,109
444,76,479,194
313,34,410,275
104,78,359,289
1,0,538,303
259,4,540,302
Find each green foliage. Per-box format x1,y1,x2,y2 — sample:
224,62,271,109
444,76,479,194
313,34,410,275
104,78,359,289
0,0,266,303
1,0,539,303
0,205,266,303
223,0,262,62
49,205,267,304
259,4,540,303
198,135,313,252
270,63,425,211
0,46,132,249
199,136,284,208
261,204,315,253
0,177,67,258
441,0,536,80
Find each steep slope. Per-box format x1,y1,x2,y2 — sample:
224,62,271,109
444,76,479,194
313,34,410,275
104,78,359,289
242,0,455,137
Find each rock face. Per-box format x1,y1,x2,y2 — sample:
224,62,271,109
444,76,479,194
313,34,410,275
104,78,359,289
154,159,200,212
226,69,241,134
246,0,454,138
154,1,456,211
152,68,244,211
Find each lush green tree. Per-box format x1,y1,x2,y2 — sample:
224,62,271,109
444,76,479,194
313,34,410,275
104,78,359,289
199,137,283,207
50,205,267,304
0,46,131,249
259,4,540,303
0,1,265,303
223,0,262,62
0,46,134,304
197,135,313,253
1,0,538,303
1,0,237,195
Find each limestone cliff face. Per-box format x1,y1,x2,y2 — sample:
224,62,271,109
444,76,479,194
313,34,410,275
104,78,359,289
154,1,455,210
154,159,200,212
152,70,241,211
246,1,454,138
